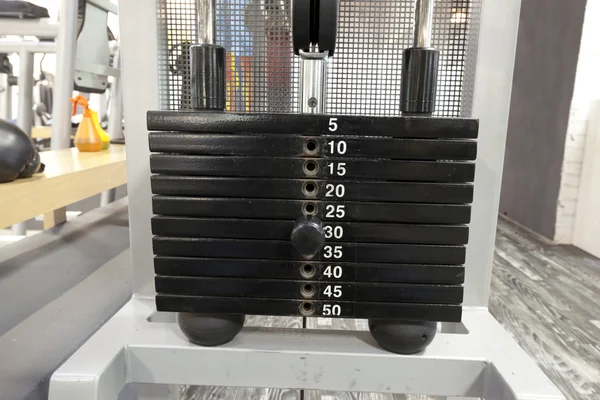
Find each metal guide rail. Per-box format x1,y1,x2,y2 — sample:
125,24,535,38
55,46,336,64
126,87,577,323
148,110,478,353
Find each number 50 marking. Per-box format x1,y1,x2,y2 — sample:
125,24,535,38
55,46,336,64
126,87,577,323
323,304,342,316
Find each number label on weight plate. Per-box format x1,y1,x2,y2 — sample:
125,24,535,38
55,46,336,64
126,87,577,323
327,162,347,176
323,245,343,259
325,183,345,198
323,265,343,279
327,140,347,155
322,304,342,316
323,285,343,298
323,225,344,239
329,117,338,132
325,205,345,219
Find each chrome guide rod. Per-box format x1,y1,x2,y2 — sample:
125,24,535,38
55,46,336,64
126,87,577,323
414,0,435,48
196,0,217,45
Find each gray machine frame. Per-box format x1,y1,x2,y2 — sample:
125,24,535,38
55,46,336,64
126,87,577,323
49,0,566,398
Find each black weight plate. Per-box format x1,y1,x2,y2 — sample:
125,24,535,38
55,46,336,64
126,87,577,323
292,0,312,54
154,257,465,284
319,0,339,56
155,276,463,304
151,176,474,204
152,237,465,265
149,133,477,160
150,155,475,183
147,111,478,139
151,217,469,245
152,197,471,224
155,294,463,321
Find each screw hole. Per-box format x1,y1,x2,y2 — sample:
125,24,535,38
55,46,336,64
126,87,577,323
299,302,315,316
421,335,428,341
303,202,317,215
303,160,318,176
300,264,316,279
300,283,316,298
302,181,317,196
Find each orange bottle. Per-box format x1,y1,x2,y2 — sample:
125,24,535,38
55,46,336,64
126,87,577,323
70,95,102,152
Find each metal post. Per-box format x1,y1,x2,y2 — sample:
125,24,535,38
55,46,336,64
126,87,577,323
0,73,11,121
101,47,123,207
12,49,35,236
17,49,34,136
400,0,438,115
196,0,217,45
299,51,328,114
0,73,22,237
190,0,225,111
414,0,434,48
51,0,79,150
107,49,123,141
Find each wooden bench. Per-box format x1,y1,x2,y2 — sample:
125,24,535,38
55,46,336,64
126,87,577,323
0,144,126,229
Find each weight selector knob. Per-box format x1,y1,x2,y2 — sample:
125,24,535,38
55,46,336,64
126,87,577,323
291,216,325,259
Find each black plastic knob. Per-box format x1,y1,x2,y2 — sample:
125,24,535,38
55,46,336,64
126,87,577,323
291,216,325,259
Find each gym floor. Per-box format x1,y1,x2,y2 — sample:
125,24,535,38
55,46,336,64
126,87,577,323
175,217,600,400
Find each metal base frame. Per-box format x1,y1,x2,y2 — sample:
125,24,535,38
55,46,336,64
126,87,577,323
48,296,564,400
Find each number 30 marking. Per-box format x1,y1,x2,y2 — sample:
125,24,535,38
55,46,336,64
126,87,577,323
324,225,344,239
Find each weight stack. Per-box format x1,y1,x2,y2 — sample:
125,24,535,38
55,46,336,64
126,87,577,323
147,111,478,343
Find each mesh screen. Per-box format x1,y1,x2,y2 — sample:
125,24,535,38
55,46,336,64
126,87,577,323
156,0,479,117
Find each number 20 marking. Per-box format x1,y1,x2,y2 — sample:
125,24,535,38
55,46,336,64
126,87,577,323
325,184,345,198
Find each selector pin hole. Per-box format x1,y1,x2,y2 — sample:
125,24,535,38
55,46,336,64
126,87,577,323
300,264,316,279
301,283,316,298
303,202,317,215
302,182,317,196
299,302,315,316
304,140,318,154
303,160,318,175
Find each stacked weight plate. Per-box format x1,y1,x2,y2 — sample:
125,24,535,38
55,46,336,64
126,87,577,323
148,111,478,323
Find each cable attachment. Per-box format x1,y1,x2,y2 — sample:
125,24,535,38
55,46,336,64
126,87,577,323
292,0,339,57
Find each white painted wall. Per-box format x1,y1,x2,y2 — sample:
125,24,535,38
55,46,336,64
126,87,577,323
573,101,600,257
555,0,600,244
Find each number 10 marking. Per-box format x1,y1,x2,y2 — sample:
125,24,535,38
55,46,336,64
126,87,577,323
328,140,347,155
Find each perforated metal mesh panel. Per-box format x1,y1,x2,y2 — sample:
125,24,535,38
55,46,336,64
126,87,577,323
156,0,480,117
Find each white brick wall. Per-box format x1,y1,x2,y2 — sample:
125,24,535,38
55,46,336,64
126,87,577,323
555,0,600,244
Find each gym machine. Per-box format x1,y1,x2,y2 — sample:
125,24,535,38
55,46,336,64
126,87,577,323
49,0,566,398
148,0,476,354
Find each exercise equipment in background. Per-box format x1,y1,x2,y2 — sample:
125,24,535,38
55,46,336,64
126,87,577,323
0,118,44,183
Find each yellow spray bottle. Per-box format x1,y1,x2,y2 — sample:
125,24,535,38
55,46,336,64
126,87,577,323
70,95,102,152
